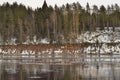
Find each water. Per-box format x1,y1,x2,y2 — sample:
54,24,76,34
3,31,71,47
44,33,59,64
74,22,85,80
0,57,120,80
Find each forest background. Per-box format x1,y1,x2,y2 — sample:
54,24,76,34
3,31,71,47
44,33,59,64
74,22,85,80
0,1,120,44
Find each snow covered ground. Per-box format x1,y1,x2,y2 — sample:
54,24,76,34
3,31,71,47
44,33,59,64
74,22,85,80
77,30,120,43
0,27,120,63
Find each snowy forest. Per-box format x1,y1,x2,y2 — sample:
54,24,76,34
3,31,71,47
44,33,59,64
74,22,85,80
0,1,120,44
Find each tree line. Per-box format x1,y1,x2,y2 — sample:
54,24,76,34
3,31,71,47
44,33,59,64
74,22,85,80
0,1,120,44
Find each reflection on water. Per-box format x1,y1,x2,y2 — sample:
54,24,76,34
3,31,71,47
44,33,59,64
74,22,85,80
0,58,120,80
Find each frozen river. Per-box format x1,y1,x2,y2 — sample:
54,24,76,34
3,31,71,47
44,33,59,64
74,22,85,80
0,55,120,80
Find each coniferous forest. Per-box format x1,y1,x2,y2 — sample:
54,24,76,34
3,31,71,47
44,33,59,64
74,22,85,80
0,1,120,44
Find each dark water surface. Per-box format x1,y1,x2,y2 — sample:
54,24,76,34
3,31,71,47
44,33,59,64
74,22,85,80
0,57,120,80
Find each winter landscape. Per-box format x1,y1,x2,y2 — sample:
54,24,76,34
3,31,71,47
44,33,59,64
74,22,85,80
0,0,120,80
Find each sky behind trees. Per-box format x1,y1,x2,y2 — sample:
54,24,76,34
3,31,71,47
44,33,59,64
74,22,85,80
0,0,119,9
